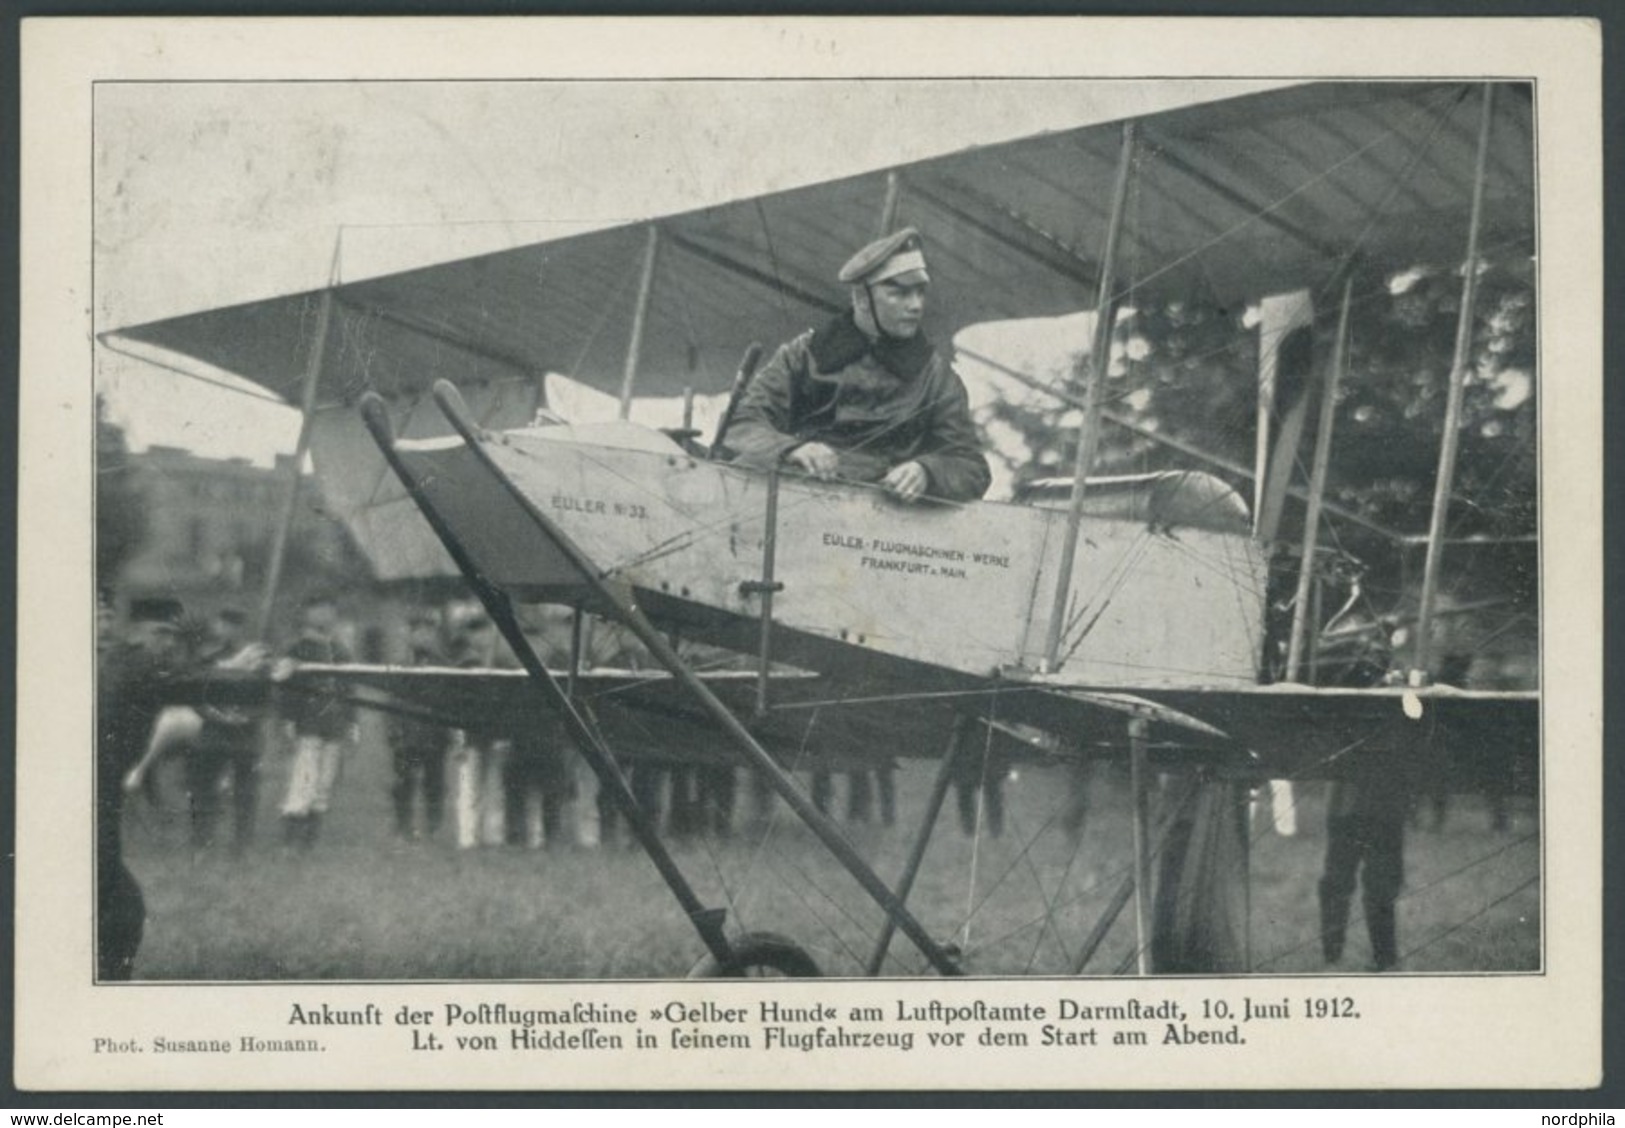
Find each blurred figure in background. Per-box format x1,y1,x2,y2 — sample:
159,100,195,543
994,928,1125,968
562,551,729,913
573,616,655,848
389,606,452,843
183,607,267,857
98,593,191,978
505,723,576,849
274,593,355,850
953,744,1009,839
667,763,737,839
1407,652,1490,832
1060,756,1092,845
811,769,895,827
451,613,510,849
498,606,581,850
1316,638,1410,973
1319,764,1408,972
846,766,897,828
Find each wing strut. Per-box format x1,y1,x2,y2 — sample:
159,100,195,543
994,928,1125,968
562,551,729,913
359,391,736,969
255,234,342,639
737,468,786,718
617,225,661,419
710,342,764,456
1043,121,1137,672
1128,718,1155,974
416,378,966,977
1285,277,1355,679
1414,83,1497,680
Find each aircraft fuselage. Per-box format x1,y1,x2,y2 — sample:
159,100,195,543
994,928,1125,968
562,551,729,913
394,420,1269,694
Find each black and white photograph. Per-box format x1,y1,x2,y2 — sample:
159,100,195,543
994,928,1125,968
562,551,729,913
18,16,1602,1092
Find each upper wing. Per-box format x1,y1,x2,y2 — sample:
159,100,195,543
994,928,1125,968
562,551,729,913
104,81,1533,583
109,82,1532,410
108,81,1527,416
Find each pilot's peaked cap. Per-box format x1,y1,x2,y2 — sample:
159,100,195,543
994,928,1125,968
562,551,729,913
838,227,929,286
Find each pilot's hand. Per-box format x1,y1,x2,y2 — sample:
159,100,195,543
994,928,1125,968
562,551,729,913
883,460,929,503
269,658,296,683
786,441,840,480
122,767,144,793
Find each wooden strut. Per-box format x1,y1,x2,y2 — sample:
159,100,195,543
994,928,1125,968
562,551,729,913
567,606,584,698
1127,717,1154,975
866,714,970,975
1285,277,1355,681
738,469,785,719
357,392,734,968
617,224,661,420
1043,121,1137,672
255,235,343,640
710,343,765,457
428,379,966,977
877,170,902,236
1414,83,1496,681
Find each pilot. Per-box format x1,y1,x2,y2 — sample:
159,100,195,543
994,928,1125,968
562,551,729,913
726,227,992,504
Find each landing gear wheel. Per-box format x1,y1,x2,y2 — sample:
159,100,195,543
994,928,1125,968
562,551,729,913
688,931,823,978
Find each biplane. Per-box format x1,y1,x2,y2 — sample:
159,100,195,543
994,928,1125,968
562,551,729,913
104,79,1540,978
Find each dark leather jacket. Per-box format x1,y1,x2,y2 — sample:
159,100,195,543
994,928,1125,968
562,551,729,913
726,316,991,503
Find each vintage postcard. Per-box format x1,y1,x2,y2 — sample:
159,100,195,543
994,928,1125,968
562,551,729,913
15,16,1603,1091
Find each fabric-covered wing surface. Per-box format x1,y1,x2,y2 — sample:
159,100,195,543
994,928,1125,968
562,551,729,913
108,80,1534,584
111,81,1533,409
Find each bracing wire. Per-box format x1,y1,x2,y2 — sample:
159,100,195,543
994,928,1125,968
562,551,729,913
117,84,1541,986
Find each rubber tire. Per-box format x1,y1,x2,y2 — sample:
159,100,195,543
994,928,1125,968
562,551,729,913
687,931,823,978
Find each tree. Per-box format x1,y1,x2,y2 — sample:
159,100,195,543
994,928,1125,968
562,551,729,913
96,396,150,586
973,249,1536,543
967,249,1538,644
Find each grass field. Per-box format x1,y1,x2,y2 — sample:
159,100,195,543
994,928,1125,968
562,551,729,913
123,716,1541,981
